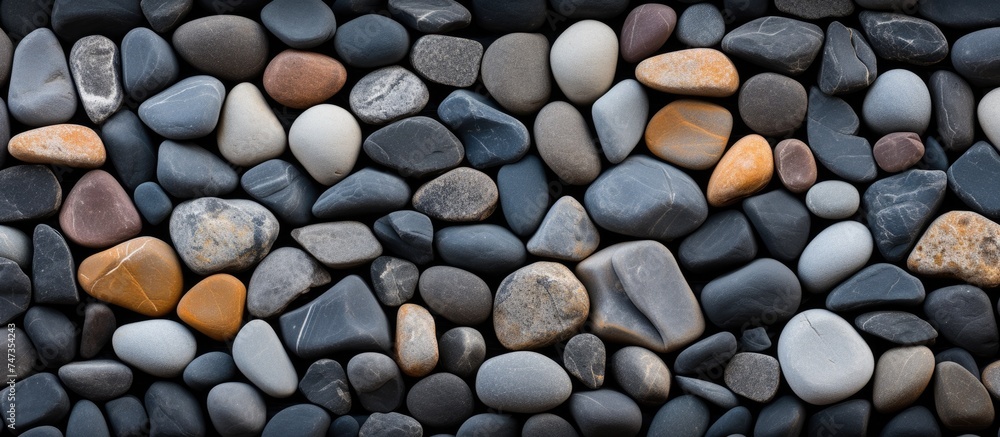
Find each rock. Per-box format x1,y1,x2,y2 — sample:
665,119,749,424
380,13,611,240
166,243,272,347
797,221,874,294
611,346,671,403
476,351,572,413
412,168,496,221
0,373,69,429
418,265,491,325
216,83,285,167
170,198,279,275
647,396,711,436
724,352,781,403
389,0,471,33
741,327,772,353
261,405,331,437
805,180,860,220
826,263,926,311
982,360,1000,400
334,14,409,68
138,75,225,140
806,87,878,182
183,351,237,392
620,4,676,62
775,0,853,18
806,400,872,437
176,274,245,341
8,124,106,168
701,258,802,330
722,16,824,75
527,196,600,261
101,110,156,193
292,222,381,268
246,247,330,318
438,90,530,169
0,31,10,86
31,225,76,304
550,20,617,105
592,80,648,164
279,275,392,358
936,347,980,379
406,373,474,428
778,309,875,405
707,134,773,207
522,414,579,437
480,33,551,114
207,382,266,437
863,69,932,135
919,0,1000,29
494,262,588,350
288,104,361,186
133,182,172,226
350,66,429,125
950,27,1000,87
855,311,938,345
121,28,179,106
471,0,545,32
299,359,351,415
674,332,738,377
395,303,438,377
260,0,336,49
369,256,417,307
232,320,298,398
78,237,184,316
50,0,143,40
145,382,205,437
496,155,549,237
57,359,131,403
562,333,605,389
860,11,947,66
112,319,196,378
358,413,421,437
439,327,486,378
364,116,463,178
569,390,642,437
140,0,192,32
818,21,878,95
172,15,268,81
263,50,346,110
312,168,409,220
678,210,757,274
949,142,1000,219
435,224,527,273
741,73,808,138
864,169,947,262
347,352,405,412
534,101,602,185
576,240,704,352
104,395,149,437
7,28,76,127
241,159,318,226
918,136,950,171
706,407,753,437
742,190,812,261
749,396,806,436
645,99,732,170
873,132,925,173
66,399,111,437
924,285,999,356
585,156,707,240
79,303,115,359
410,35,481,87
635,49,739,97
934,362,995,431
874,346,935,413
980,88,1000,149
59,170,141,248
374,210,434,265
909,211,1000,287
675,3,724,48
674,376,739,409
69,36,122,124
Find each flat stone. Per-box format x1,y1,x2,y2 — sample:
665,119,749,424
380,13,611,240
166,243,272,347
774,139,818,193
261,404,331,437
494,262,588,350
592,79,648,164
948,142,1000,220
140,0,193,32
740,327,772,353
217,82,285,167
369,256,417,307
406,373,473,428
934,362,995,431
806,400,872,437
112,319,196,377
909,211,1000,287
707,134,773,207
527,196,600,261
860,11,947,66
874,132,925,172
263,50,346,110
569,390,642,437
951,27,1000,87
413,167,496,221
648,396,711,436
66,399,111,437
410,35,481,87
701,258,802,330
177,274,245,341
818,21,877,95
418,265,491,325
364,116,463,178
636,49,740,97
724,352,781,403
674,332,738,377
280,275,391,358
133,182,172,226
863,69,932,135
576,240,704,352
32,224,78,305
170,198,279,275
621,4,676,62
242,159,318,226
69,36,122,124
778,309,875,405
207,382,266,437
826,263,926,311
480,33,551,114
292,222,381,269
389,0,470,33
0,373,69,430
50,0,143,40
334,14,409,68
78,237,184,316
299,359,351,415
562,333,605,389
678,210,757,275
395,303,438,377
476,351,572,414
359,413,421,437
347,352,405,412
470,0,545,32
101,110,156,192
438,90,530,169
246,247,330,318
58,360,132,402
261,0,336,49
611,346,671,404
59,170,141,249
645,99,732,170
145,382,205,437
374,210,434,265
288,104,362,186
138,75,225,140
121,27,179,106
776,0,853,18
805,180,859,220
874,346,935,413
924,285,999,356
183,351,237,392
232,320,298,398
739,72,807,137
722,16,824,75
676,3,723,48
7,28,76,127
864,169,947,262
80,303,115,359
350,67,429,125
439,327,486,378
522,414,579,437
435,224,527,273
919,0,1000,29
980,87,1000,149
550,20,617,105
706,406,753,437
674,376,739,409
534,101,602,185
806,87,878,182
172,15,268,81
312,168,409,220
798,221,874,294
9,124,105,168
496,155,548,237
855,311,938,345
743,189,811,261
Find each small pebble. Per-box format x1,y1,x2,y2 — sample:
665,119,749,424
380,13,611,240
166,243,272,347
232,319,298,398
805,180,860,219
611,346,671,404
418,265,492,326
349,66,429,125
862,69,932,135
676,3,724,48
724,352,781,403
112,319,196,378
57,360,132,402
207,382,267,437
797,221,873,294
562,333,606,389
241,159,319,226
410,35,482,87
260,0,336,49
534,101,602,185
263,50,347,109
299,359,352,415
370,255,418,307
480,33,551,114
334,14,409,68
438,327,486,378
183,351,238,392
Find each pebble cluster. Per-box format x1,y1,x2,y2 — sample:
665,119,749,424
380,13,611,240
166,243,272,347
2,0,1000,436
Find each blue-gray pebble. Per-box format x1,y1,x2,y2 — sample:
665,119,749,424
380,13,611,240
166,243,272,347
261,0,337,49
438,90,530,169
313,168,410,219
66,399,111,437
101,110,157,192
954,28,1000,84
138,75,225,140
864,169,947,261
435,224,527,273
678,209,757,274
569,390,642,437
700,258,802,330
364,116,465,177
826,263,925,312
0,166,62,223
334,14,410,68
183,351,238,392
157,141,239,199
133,182,173,226
242,159,319,227
497,155,549,237
121,27,179,106
388,0,472,33
948,142,1000,220
860,11,948,66
648,396,711,437
806,87,878,182
145,382,206,437
7,28,77,127
32,224,78,305
722,16,824,75
374,210,435,265
677,3,725,47
262,405,331,437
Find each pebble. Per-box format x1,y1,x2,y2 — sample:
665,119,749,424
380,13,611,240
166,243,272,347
292,222,382,269
937,347,981,378
389,0,471,33
635,49,740,97
741,327,773,353
331,417,361,437
439,327,486,378
522,414,579,437
263,50,346,110
57,360,132,402
775,0,854,18
576,240,704,352
475,351,572,413
805,180,859,219
806,400,872,437
778,309,875,405
550,0,628,19
435,224,527,273
217,82,286,167
471,0,546,32
358,413,421,437
9,124,105,168
826,263,926,311
31,225,76,305
950,27,1000,87
183,351,238,392
260,0,336,49
755,395,807,436
439,90,530,169
806,87,878,182
925,285,999,356
797,221,874,294
366,119,464,179
176,274,245,341
722,16,824,75
0,31,9,85
527,196,599,261
334,14,409,68
68,36,122,124
496,155,548,238
140,0,192,32
611,346,671,403
707,134,773,207
860,11,948,66
550,20,617,105
647,396,710,437
312,168,410,219
170,198,279,275
246,247,330,318
279,275,392,358
138,75,225,140
881,405,941,436
369,256,417,307
674,332,738,377
172,15,269,81
261,404,331,437
676,3,724,48
112,319,196,377
569,390,642,437
678,210,757,274
862,69,932,135
982,360,1000,400
591,80,648,164
7,28,76,127
948,142,1000,220
909,211,1000,287
241,159,318,226
121,28,179,105
873,132,925,172
395,303,438,377
347,352,406,412
743,190,812,261
645,99,732,170
51,0,144,40
724,352,781,403
59,170,141,248
66,399,111,437
919,0,1000,28
706,407,753,437
77,237,183,316
480,32,551,114
674,376,739,409
418,265,491,325
934,361,995,430
410,35,481,88
855,311,938,345
288,104,362,186
818,21,878,95
299,359,351,415
873,346,935,413
0,0,50,41
104,395,150,437
413,167,497,221
350,66,429,125
919,136,950,171
79,303,115,359
701,258,802,330
534,101,602,185
207,382,267,437
0,277,27,342
232,320,298,398
133,182,173,226
0,373,69,430
494,262,589,350
100,110,156,192
406,373,474,428
773,139,818,193
562,333,605,389
980,87,1000,148
0,226,29,269
864,169,947,262
739,73,807,137
374,210,434,265
145,382,205,437
620,4,676,62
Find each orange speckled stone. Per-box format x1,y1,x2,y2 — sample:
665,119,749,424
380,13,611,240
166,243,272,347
645,99,733,170
177,274,246,341
263,49,347,109
8,124,106,168
707,134,774,207
78,237,184,317
395,303,438,377
908,211,1000,288
635,48,740,97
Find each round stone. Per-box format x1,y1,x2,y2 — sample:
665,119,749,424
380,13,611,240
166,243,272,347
563,333,606,390
862,69,932,135
724,352,781,403
183,352,238,392
873,132,925,172
738,72,808,137
334,14,409,68
550,20,618,105
533,101,602,185
636,48,740,97
412,168,497,222
263,50,347,109
797,221,874,294
774,139,818,193
288,104,362,186
405,373,474,428
170,198,279,275
438,327,486,378
645,99,732,171
112,319,197,378
934,361,995,430
676,3,724,47
873,346,934,413
172,15,269,81
475,351,572,414
434,224,527,274
349,66,429,125
805,180,860,220
480,32,551,115
207,382,266,437
58,169,141,249
700,258,802,330
418,266,492,326
493,262,589,350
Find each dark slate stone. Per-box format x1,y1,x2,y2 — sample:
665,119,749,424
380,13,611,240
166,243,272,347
363,116,464,178
434,224,527,274
370,256,418,307
333,14,409,68
562,333,606,390
438,327,486,378
647,396,711,437
406,373,474,428
388,0,471,33
855,311,938,345
418,265,492,326
140,0,193,32
457,414,519,437
24,306,76,368
818,21,877,95
925,285,999,356
738,72,808,137
951,27,1000,87
929,70,975,152
549,0,629,19
568,390,642,436
279,275,392,358
497,155,549,238
103,396,149,437
678,210,757,275
674,332,738,377
673,376,739,409
806,399,871,437
522,414,579,437
0,257,30,324
66,399,111,437
51,0,144,41
133,182,173,226
471,0,546,32
917,136,949,171
676,3,725,48
10,327,39,380
347,352,405,413
701,258,802,330
880,405,941,437
918,0,1000,29
935,347,979,378
742,190,810,261
21,426,63,437
358,412,421,437
722,0,768,23
330,416,361,437
410,35,483,88
438,90,530,169
312,168,410,219
145,382,205,437
860,12,948,65
157,140,239,199
373,210,434,265
863,169,948,261
58,360,132,402
754,395,806,437
0,373,69,429
947,142,1000,220
80,303,116,359
721,16,824,75
121,28,179,107
172,15,269,81
8,28,76,127
300,359,352,415
182,351,238,392
706,406,752,437
261,404,331,437
0,165,62,222
826,263,925,311
806,87,878,182
241,159,318,227
260,0,337,49
740,327,772,352
101,110,157,192
1,0,53,40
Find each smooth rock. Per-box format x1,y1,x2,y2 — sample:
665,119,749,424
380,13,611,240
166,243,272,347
674,376,739,409
924,285,999,356
534,101,602,185
138,75,225,140
369,256,417,307
645,99,732,170
374,210,434,265
479,33,550,114
312,168,409,220
739,73,807,137
874,346,935,413
635,49,739,97
8,124,105,168
357,413,420,437
592,79,648,164
121,28,179,106
496,155,548,237
722,16,824,75
183,351,237,392
797,221,874,293
78,237,184,316
58,360,131,402
176,274,245,341
494,262,589,350
743,189,811,261
569,390,642,437
805,180,859,219
678,210,757,274
418,265,491,325
103,395,149,437
909,211,1000,287
826,263,926,311
873,132,925,172
527,196,600,261
775,0,853,18
80,304,115,360
217,82,285,167
611,346,671,404
860,11,948,65
69,36,122,124
50,0,143,40
347,352,405,412
241,159,318,226
112,319,195,377
563,333,605,389
263,50,347,109
395,303,438,377
620,4,676,62
207,382,266,437
334,14,409,68
937,347,981,378
133,182,172,226
389,0,471,33
0,226,29,271
855,311,938,345
260,0,336,49
471,0,546,32
918,0,1000,28
934,361,995,431
475,351,572,413
881,405,942,436
232,320,298,398
864,169,947,261
929,71,974,151
982,360,1000,400
674,332,738,377
292,222,381,269
410,35,481,87
862,69,932,135
647,396,711,437
364,116,463,178
522,414,579,437
774,139,818,193
350,66,429,125
435,224,527,273
66,399,111,437
299,359,351,415
7,28,77,126
918,136,950,171
288,104,361,186
755,398,807,437
170,198,279,274
980,87,1000,148
261,405,330,437
439,327,486,378
0,373,69,430
700,259,802,330
550,20,617,105
948,142,1000,219
59,170,141,248
706,407,753,437
246,247,330,318
330,0,382,15
806,400,872,437
438,90,530,168
950,27,1000,87
806,87,878,182
406,373,473,428
145,382,205,437
818,21,878,95
101,110,156,192
707,134,773,207
172,15,269,81
676,3,724,48
741,327,772,353
724,352,781,403
32,225,76,305
141,0,193,32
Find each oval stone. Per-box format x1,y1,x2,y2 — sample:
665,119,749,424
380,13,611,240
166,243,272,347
805,180,860,220
873,346,934,413
172,15,269,81
8,124,106,168
7,28,77,127
59,169,142,249
476,352,572,414
636,48,740,97
797,221,873,293
873,132,924,172
394,303,438,378
533,101,602,185
774,139,818,193
263,50,347,109
112,319,197,378
288,104,362,186
620,4,676,63
707,134,773,207
494,262,589,350
550,20,617,105
176,274,246,341
78,237,184,317
862,69,932,135
480,33,551,114
700,258,802,330
951,27,1000,87
645,99,732,171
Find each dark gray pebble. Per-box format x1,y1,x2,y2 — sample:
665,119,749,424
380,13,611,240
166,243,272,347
241,159,319,227
826,263,925,312
701,258,802,330
562,333,606,389
471,0,546,32
58,360,132,402
50,0,143,41
364,116,464,178
706,406,752,437
880,405,941,437
740,327,772,352
676,3,725,48
260,0,337,49
80,303,114,359
406,373,474,428
183,351,238,392
145,382,205,437
373,210,434,265
103,395,149,437
435,224,527,273
370,256,418,307
438,327,486,378
929,70,975,152
744,190,813,263
0,257,30,324
806,399,871,436
121,28,179,106
864,169,947,261
806,87,878,182
347,352,405,413
951,27,1000,87
497,155,549,237
299,359,352,415
334,14,410,68
855,311,938,345
674,332,738,377
418,265,492,325
157,140,238,199
678,209,757,274
133,182,173,226
722,16,824,75
818,21,877,95
925,285,999,356
647,396,710,437
438,90,530,168
754,395,806,437
101,110,157,192
140,0,193,32
860,11,948,65
674,376,739,409
0,373,69,430
522,414,579,437
0,165,63,223
24,306,76,368
66,399,111,437
312,168,410,219
262,404,331,437
389,0,471,33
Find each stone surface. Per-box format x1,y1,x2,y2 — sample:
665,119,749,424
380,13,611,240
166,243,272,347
170,198,279,275
674,332,738,377
101,110,157,192
874,346,935,413
439,327,486,378
934,361,995,431
292,222,381,268
797,221,874,294
739,73,808,137
247,247,330,318
647,396,711,436
389,0,471,33
569,390,642,437
919,0,1000,28
930,70,975,152
359,412,421,437
635,49,739,97
7,28,77,127
908,211,1000,288
183,351,237,392
475,351,572,414
534,101,602,185
334,14,409,68
312,168,410,220
439,90,530,169
370,256,418,307
496,155,548,238
645,99,732,171
527,196,600,261
806,87,878,182
406,373,474,428
550,20,618,105
855,311,938,345
818,21,878,95
826,263,926,312
78,237,184,316
418,265,491,325
263,50,347,109
953,28,1000,88
121,27,179,106
678,210,757,275
860,11,948,65
864,169,947,262
58,360,132,402
862,69,932,135
776,0,853,18
707,406,753,437
676,3,724,48
260,0,336,49
980,87,1000,149
620,4,676,63
207,382,267,437
395,303,438,377
80,303,115,359
138,75,225,140
299,359,351,415
104,395,150,437
288,104,362,186
364,116,464,178
743,189,812,261
701,258,802,330
562,333,605,390
707,134,773,207
133,182,172,226
480,33,551,114
32,224,78,305
242,159,319,226
612,346,671,404
0,373,70,430
69,36,123,124
522,414,579,437
374,210,434,265
873,132,925,173
410,35,481,88
141,0,193,32
232,320,298,398
217,82,286,167
413,168,497,221
145,382,205,437
722,16,824,75
0,31,9,86
172,15,269,81
471,0,546,32
919,136,950,171
347,352,405,412
725,352,781,403
592,80,647,164
494,262,589,350
9,124,106,168
674,376,739,409
66,399,111,437
176,274,245,341
948,142,1000,220
924,285,999,356
112,319,196,377
805,180,859,220
350,66,429,125
435,224,527,273
261,404,331,437
805,400,872,437
59,170,141,249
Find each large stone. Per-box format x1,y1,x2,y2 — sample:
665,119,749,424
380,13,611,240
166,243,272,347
480,33,550,114
864,169,947,262
934,361,995,431
476,352,572,413
247,247,330,318
862,69,932,135
121,27,179,105
68,35,123,124
232,320,298,398
172,15,269,81
550,20,617,105
951,27,1000,87
292,222,382,269
112,319,196,377
493,262,589,350
78,237,184,316
860,11,948,65
7,28,76,127
700,258,802,330
722,16,824,75
170,198,279,275
59,170,141,249
363,116,464,178
138,75,225,140
818,21,877,95
908,211,1000,287
438,90,530,169
635,49,739,97
924,285,999,356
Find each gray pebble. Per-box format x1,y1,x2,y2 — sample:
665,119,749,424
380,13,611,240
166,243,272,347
370,256,418,307
335,14,409,68
818,21,877,95
952,27,1000,87
862,69,932,135
390,0,471,33
312,168,410,220
527,196,599,261
612,346,671,404
349,66,429,125
438,90,530,169
700,258,802,330
57,360,132,402
347,352,405,412
405,373,474,428
534,101,602,185
480,33,551,115
8,28,77,126
805,180,860,219
410,35,481,87
438,327,486,378
207,382,267,437
261,0,337,49
0,225,30,269
592,79,648,164
292,222,382,269
145,382,205,437
722,16,824,76
674,332,738,377
648,396,710,437
66,399,111,437
797,221,874,294
299,359,352,415
112,319,195,378
139,75,225,140
101,109,157,192
374,210,434,265
183,351,238,392
863,169,947,262
133,182,173,226
121,27,179,106
242,159,319,226
523,414,579,437
724,352,781,403
69,35,122,124
419,265,492,325
674,376,739,409
247,247,331,318
475,351,571,413
359,412,422,437
676,3,725,47
435,224,526,273
929,70,975,152
79,303,114,359
157,140,238,199
740,327,772,352
364,116,464,178
497,155,549,237
232,320,298,398
140,0,193,32
569,390,642,437
413,167,497,222
562,333,606,389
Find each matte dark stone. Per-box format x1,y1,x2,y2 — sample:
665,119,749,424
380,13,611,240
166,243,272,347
678,210,757,274
312,168,410,219
647,396,711,437
364,117,464,178
918,0,1000,29
438,90,530,168
740,327,772,352
133,182,173,226
58,360,132,402
24,306,76,368
951,27,1000,87
347,352,405,413
388,0,471,33
260,0,337,49
51,0,144,41
333,14,409,69
497,155,549,238
241,159,318,227
300,359,352,415
826,263,926,311
754,395,806,437
676,3,724,48
860,11,948,65
471,0,546,32
79,303,115,360
0,165,62,222
22,426,63,437
172,15,269,81
928,70,975,152
522,414,579,437
917,136,949,171
742,190,810,262
418,265,492,326
373,210,434,265
806,87,878,182
182,351,238,392
438,327,486,378
721,16,824,75
157,141,239,199
406,373,474,428
434,224,527,274
947,142,1000,220
140,0,193,32
358,412,421,437
101,110,157,192
562,333,606,390
370,256,418,307
880,405,941,437
924,285,999,356
262,404,331,437
103,396,149,437
706,406,752,437
935,348,980,378
66,399,111,437
620,4,677,61
807,399,871,437
1,0,54,40
818,21,877,95
145,382,205,437
674,332,738,377
569,390,642,437
701,258,802,330
330,416,362,437
0,373,70,429
673,376,739,409
863,169,947,261
855,311,938,345
0,257,30,324
738,72,808,137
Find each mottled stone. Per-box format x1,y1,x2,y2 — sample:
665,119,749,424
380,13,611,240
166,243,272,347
78,237,183,317
724,352,781,403
413,168,497,221
620,4,676,63
774,139,817,193
707,134,773,207
350,67,429,125
645,99,732,170
676,3,723,48
9,124,106,168
299,359,351,415
775,0,853,18
722,16,824,75
562,333,605,389
69,36,123,124
292,222,381,269
172,15,269,81
527,196,600,261
818,21,878,95
635,49,739,97
263,50,347,109
170,198,279,275
370,256,418,307
864,169,947,262
359,412,422,437
410,35,481,87
908,211,1000,287
395,303,438,377
611,346,671,404
494,262,589,350
534,101,602,185
59,170,141,249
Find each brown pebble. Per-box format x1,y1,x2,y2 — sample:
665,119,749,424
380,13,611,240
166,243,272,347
263,49,347,109
645,99,732,170
176,274,246,341
873,132,925,172
873,346,934,413
58,170,141,249
77,237,184,317
934,361,994,431
620,4,676,63
707,134,773,207
395,303,438,377
773,139,818,193
908,210,1000,288
636,48,739,97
